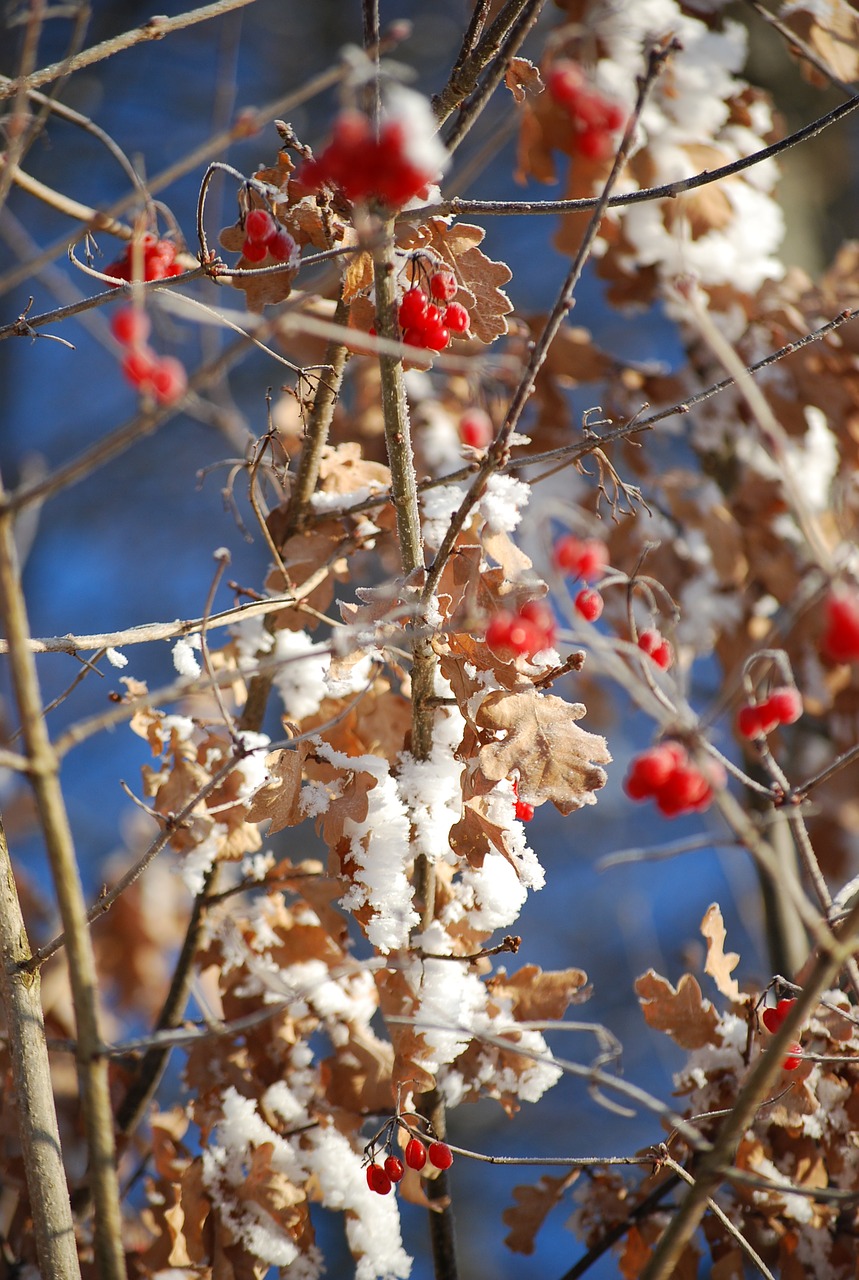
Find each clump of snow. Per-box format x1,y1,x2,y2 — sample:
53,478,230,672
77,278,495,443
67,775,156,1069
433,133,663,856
106,647,128,668
172,634,202,678
479,473,531,533
382,83,449,184
271,630,331,719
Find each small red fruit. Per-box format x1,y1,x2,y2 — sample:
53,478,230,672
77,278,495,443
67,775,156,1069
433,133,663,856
444,301,470,334
515,799,535,822
782,1042,803,1071
429,270,457,301
366,1163,392,1195
821,590,859,663
761,997,797,1034
398,287,429,327
121,346,157,389
244,208,277,243
149,356,188,405
268,228,296,262
405,1138,427,1171
428,1141,453,1170
575,587,604,622
110,307,151,347
637,628,673,671
554,535,608,581
763,686,803,726
459,408,493,449
241,237,269,262
384,1155,404,1183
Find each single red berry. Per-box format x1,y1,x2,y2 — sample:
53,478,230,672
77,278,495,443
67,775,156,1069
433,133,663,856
782,1042,803,1071
519,598,555,638
764,686,803,726
623,744,685,800
576,127,614,161
398,287,429,327
575,587,604,622
384,1155,404,1183
654,765,711,818
110,307,151,347
366,1163,392,1195
241,237,269,263
650,640,673,670
268,228,296,263
244,208,277,243
444,301,470,334
428,1141,453,1170
420,322,450,352
405,1138,427,1171
459,408,493,449
149,356,187,405
762,997,797,1033
546,62,587,110
507,616,543,655
515,798,535,822
821,590,859,663
737,704,765,740
429,270,457,301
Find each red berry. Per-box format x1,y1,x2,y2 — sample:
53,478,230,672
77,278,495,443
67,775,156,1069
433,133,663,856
654,765,711,817
241,237,269,263
444,301,470,334
554,535,608,581
459,408,493,449
428,1141,453,1170
429,270,457,301
761,997,797,1034
121,346,158,389
547,62,587,110
623,744,683,799
366,1163,392,1195
737,704,765,740
764,686,803,726
519,598,555,636
821,590,859,663
576,127,613,161
638,629,673,671
149,356,187,405
405,1138,427,1171
384,1155,404,1183
421,322,450,352
575,588,604,622
515,798,535,822
782,1042,803,1071
244,208,277,243
398,287,430,327
268,228,296,263
110,307,151,347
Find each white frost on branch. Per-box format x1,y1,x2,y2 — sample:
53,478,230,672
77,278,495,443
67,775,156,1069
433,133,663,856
172,633,202,677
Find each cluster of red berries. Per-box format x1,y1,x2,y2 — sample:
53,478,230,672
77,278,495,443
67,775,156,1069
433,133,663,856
512,779,534,823
637,628,673,671
821,590,859,663
760,997,802,1070
546,61,626,161
398,276,470,352
485,599,556,658
298,110,436,209
105,234,183,284
239,208,296,264
459,407,494,449
737,686,802,739
366,1137,453,1196
110,307,187,406
623,742,723,818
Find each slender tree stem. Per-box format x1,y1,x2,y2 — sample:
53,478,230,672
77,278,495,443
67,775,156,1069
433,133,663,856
0,472,125,1280
0,816,81,1280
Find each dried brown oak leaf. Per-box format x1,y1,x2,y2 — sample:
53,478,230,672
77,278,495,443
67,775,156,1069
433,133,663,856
246,749,303,834
487,963,588,1021
701,902,741,1003
782,0,859,84
635,970,721,1051
503,1171,580,1255
505,57,544,104
475,688,610,813
401,217,513,344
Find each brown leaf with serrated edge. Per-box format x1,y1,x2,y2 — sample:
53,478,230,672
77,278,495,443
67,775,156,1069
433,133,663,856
487,964,588,1021
475,688,610,813
502,1171,579,1254
701,903,740,1002
321,1025,393,1113
246,749,302,834
635,970,721,1050
505,57,544,104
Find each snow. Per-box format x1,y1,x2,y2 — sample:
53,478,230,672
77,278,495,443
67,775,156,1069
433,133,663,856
106,646,128,667
172,634,202,678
